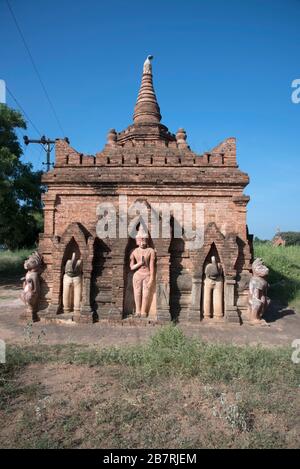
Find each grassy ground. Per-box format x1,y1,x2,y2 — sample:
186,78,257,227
0,326,299,449
0,246,299,448
254,242,300,311
0,249,32,281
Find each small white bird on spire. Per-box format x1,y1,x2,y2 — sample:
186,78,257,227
143,55,153,74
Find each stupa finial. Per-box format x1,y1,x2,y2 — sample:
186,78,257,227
133,55,161,124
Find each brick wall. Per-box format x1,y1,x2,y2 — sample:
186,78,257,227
38,129,251,323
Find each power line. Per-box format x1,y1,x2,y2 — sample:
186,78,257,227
6,0,65,135
6,85,42,137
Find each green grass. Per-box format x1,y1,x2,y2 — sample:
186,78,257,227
69,326,298,389
0,249,32,279
0,326,299,448
254,242,300,310
2,326,298,390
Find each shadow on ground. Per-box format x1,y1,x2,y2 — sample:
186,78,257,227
0,277,22,291
264,301,295,323
268,265,300,309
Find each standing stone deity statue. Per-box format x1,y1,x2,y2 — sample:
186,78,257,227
20,251,43,320
248,258,270,323
63,252,82,315
130,227,156,317
203,256,224,319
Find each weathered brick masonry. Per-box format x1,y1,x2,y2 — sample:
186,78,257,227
38,58,253,324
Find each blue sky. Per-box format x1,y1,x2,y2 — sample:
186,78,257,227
1,0,299,239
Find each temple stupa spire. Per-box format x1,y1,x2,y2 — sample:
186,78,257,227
133,55,162,124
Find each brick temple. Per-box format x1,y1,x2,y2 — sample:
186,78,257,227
38,56,253,324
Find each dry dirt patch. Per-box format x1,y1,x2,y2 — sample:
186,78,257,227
1,361,299,449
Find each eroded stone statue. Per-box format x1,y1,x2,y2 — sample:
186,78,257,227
203,256,224,319
248,258,270,323
20,251,43,320
130,227,156,317
63,252,82,315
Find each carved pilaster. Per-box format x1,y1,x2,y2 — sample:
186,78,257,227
188,275,202,322
42,194,57,236
109,254,125,320
225,277,240,324
156,256,171,321
76,272,93,323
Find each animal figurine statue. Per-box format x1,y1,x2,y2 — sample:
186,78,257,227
248,258,270,324
20,251,43,321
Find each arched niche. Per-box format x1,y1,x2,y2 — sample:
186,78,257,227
123,221,156,319
48,222,92,316
60,237,81,314
201,242,224,319
188,223,239,322
202,242,222,273
191,222,238,277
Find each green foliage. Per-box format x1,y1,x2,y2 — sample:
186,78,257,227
253,236,268,244
0,249,32,278
280,231,300,246
0,104,43,250
254,242,300,310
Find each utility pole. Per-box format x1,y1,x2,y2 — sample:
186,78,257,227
23,135,69,171
0,79,6,103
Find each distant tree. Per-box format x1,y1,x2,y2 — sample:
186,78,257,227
280,232,300,246
253,236,268,244
0,104,43,250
